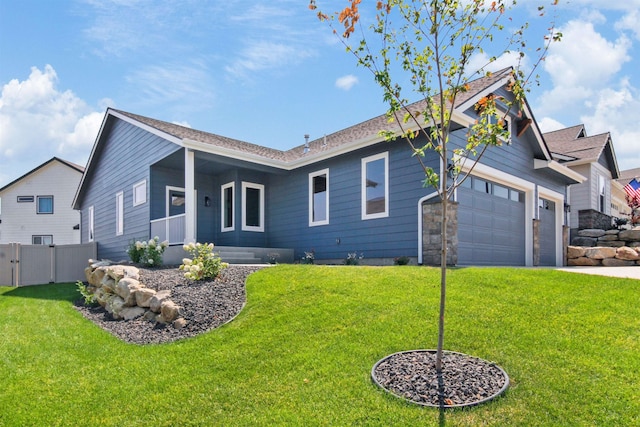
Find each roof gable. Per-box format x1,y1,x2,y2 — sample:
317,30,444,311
0,157,84,193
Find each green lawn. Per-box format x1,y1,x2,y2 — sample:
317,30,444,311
0,265,638,426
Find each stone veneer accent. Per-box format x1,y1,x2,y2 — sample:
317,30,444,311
422,201,458,266
567,228,640,266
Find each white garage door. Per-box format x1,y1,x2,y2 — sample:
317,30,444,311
457,176,526,266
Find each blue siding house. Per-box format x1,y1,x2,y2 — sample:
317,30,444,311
72,69,584,266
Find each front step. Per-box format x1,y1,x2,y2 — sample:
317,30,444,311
217,250,263,264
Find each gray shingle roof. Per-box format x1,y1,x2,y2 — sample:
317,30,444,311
111,68,513,163
544,125,610,162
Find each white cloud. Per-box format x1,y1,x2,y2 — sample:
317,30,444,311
615,9,640,41
537,117,565,133
225,41,315,80
0,65,101,186
335,75,358,91
580,79,640,171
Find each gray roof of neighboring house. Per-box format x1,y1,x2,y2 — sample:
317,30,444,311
617,167,640,185
112,68,514,163
0,157,85,193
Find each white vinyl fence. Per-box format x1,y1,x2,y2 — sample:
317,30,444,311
0,242,97,286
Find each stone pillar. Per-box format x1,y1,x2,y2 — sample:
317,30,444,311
422,200,458,266
532,219,540,267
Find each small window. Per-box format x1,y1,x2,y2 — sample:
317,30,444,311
88,206,95,242
17,196,34,203
116,191,124,236
362,152,389,220
242,182,264,232
309,169,329,226
32,235,53,245
221,182,235,232
473,178,490,194
133,180,147,206
493,184,509,199
36,196,53,214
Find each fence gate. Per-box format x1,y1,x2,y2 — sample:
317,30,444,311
0,242,97,286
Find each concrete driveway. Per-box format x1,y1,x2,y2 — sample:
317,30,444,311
556,266,640,280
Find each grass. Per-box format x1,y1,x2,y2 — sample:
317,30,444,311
0,265,638,426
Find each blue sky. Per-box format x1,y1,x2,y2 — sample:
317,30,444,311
1,0,639,188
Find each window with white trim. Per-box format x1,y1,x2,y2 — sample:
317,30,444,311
221,182,235,232
32,235,53,245
36,195,53,214
133,180,147,206
309,169,329,226
116,191,124,236
598,174,606,213
362,152,389,219
242,182,264,232
88,206,94,242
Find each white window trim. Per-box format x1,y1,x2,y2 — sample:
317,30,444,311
241,182,265,232
221,182,235,232
88,206,94,242
361,152,389,220
166,186,185,217
309,169,329,226
132,180,147,206
116,191,124,236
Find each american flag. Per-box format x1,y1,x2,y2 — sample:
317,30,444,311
624,178,640,203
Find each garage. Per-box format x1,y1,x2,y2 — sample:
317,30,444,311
457,176,526,266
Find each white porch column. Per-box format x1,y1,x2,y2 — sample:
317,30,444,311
184,148,196,244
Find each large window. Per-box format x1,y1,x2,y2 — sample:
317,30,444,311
133,180,147,206
32,235,53,245
221,182,235,232
362,152,389,219
88,206,94,242
309,169,329,226
36,195,53,214
242,182,264,232
116,191,124,236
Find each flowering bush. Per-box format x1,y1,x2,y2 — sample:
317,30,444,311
126,236,169,267
344,252,364,265
301,249,315,264
179,242,228,281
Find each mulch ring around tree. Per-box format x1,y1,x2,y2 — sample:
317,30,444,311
371,350,509,408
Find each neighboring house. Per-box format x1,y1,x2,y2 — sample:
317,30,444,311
615,167,640,225
0,157,84,245
72,68,583,267
543,125,620,235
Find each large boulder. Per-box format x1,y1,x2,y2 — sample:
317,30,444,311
115,277,142,306
160,300,181,323
121,306,147,320
567,246,586,259
578,229,606,238
567,257,602,266
135,288,157,308
584,247,617,260
616,247,640,261
619,229,640,242
150,290,172,313
100,275,117,293
602,258,636,267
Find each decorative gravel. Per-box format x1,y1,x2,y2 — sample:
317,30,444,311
372,350,509,408
74,265,265,345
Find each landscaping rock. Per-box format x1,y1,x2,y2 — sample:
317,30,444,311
135,288,156,308
121,306,146,320
567,246,586,259
602,258,636,267
619,229,640,242
584,247,617,260
160,300,181,323
150,290,172,313
173,318,188,329
567,257,602,266
571,237,597,247
115,277,142,306
578,229,606,238
616,247,640,261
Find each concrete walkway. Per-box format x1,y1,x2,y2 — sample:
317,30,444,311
556,266,640,280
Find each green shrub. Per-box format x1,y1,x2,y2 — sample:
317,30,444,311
126,237,169,267
75,281,97,306
394,256,410,265
344,252,364,265
179,242,228,281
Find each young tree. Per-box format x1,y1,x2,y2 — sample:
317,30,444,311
311,0,560,400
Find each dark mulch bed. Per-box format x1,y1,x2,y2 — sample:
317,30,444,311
74,265,264,345
372,350,509,408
